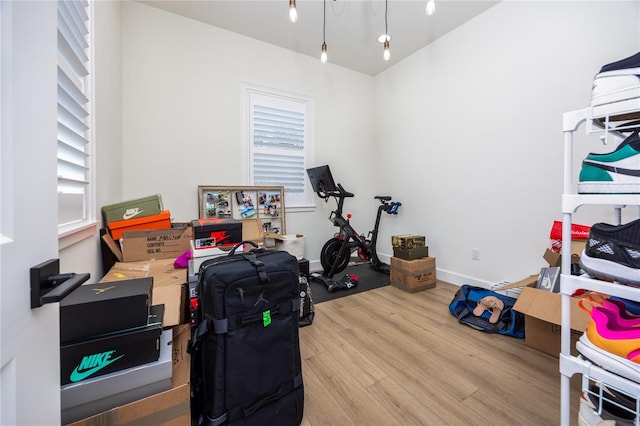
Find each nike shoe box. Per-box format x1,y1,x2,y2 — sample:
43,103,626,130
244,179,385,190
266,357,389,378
60,305,164,386
101,194,164,226
191,218,243,248
61,327,173,425
60,278,152,344
108,210,172,240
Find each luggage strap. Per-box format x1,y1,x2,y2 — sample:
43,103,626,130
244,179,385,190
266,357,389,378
202,373,304,426
242,253,270,284
188,298,301,352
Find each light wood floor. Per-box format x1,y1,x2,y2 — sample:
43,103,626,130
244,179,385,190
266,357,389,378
299,281,581,425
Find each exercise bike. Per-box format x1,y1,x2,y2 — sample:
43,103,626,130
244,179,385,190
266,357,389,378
306,165,401,292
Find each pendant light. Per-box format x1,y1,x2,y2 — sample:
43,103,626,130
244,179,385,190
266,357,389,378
289,0,298,23
320,0,327,63
426,0,436,16
383,0,390,61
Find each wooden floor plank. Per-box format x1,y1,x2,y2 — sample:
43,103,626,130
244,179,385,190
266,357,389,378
298,281,580,425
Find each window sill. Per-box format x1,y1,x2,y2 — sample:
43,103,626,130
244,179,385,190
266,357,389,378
287,204,316,213
58,221,99,250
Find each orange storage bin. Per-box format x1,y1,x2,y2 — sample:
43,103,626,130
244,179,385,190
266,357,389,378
109,210,172,240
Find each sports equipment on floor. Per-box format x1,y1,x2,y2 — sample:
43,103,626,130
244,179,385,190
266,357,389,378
306,164,400,292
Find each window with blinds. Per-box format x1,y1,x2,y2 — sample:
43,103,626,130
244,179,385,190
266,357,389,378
248,89,313,208
57,0,92,229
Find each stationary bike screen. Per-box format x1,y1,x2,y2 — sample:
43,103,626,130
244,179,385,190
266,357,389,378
307,165,338,194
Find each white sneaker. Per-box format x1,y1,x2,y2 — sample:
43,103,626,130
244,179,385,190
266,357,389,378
591,52,640,108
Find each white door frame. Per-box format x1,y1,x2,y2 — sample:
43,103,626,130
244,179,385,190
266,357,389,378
1,1,61,424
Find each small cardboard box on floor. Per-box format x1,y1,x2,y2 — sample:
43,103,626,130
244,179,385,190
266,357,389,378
390,256,437,292
497,275,590,357
100,259,188,327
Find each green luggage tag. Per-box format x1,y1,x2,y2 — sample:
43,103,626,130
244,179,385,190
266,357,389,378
263,310,271,327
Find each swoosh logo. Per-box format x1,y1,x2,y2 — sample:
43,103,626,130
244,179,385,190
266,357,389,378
583,161,640,177
122,208,143,220
69,354,125,382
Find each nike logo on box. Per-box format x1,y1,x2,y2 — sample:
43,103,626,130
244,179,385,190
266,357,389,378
122,207,143,220
69,350,125,382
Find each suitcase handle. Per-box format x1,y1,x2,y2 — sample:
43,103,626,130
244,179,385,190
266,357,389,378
228,240,261,256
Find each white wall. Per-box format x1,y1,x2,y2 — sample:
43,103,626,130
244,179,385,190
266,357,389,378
121,1,377,267
374,1,640,286
115,1,639,285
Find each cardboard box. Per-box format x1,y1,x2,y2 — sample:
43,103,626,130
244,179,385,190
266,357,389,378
393,246,429,261
101,194,164,226
274,234,305,260
60,279,152,344
544,239,586,267
109,211,172,241
391,234,426,249
120,223,193,263
242,218,265,247
63,329,178,426
191,218,243,248
390,256,437,292
100,259,188,327
60,311,163,385
67,383,189,426
512,284,590,358
170,323,191,389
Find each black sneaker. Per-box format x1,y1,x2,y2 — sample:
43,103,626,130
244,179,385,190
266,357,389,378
579,383,637,426
580,218,640,286
591,51,640,108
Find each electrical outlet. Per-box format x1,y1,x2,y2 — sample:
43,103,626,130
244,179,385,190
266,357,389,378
472,248,480,261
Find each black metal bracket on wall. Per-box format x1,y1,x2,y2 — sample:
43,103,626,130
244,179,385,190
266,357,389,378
30,259,90,309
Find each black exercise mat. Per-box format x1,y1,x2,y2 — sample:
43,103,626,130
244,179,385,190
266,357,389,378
309,263,390,304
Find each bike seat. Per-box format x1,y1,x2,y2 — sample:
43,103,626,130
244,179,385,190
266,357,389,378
375,196,392,201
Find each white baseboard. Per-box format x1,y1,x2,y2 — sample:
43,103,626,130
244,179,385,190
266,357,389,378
309,252,493,290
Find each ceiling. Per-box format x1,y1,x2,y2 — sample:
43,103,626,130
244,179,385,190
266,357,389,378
137,0,499,76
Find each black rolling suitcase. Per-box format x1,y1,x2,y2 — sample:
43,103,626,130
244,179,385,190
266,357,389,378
188,241,304,426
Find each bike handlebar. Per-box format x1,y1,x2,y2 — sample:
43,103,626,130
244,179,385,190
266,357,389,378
316,182,354,199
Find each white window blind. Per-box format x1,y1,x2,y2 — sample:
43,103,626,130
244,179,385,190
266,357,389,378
57,0,91,228
248,89,313,208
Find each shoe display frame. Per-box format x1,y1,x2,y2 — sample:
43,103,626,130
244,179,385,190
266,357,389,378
559,102,640,426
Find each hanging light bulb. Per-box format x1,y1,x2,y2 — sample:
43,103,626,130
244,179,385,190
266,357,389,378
382,0,390,61
320,0,327,63
289,0,298,23
426,0,436,16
